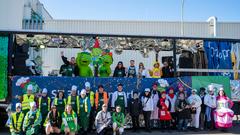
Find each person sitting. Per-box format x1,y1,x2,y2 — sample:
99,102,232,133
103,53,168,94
95,104,112,135
112,106,125,135
45,105,61,135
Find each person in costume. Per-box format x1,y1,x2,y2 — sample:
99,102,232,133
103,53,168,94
99,53,113,77
62,104,78,135
150,82,161,128
127,60,137,78
167,87,177,129
45,105,61,135
188,89,202,131
75,52,93,77
175,92,191,131
158,91,172,131
150,62,162,78
23,102,42,135
9,103,24,135
128,92,142,132
95,85,109,113
204,85,217,130
78,89,91,135
84,82,95,131
53,90,66,116
214,87,234,129
67,85,79,114
38,88,51,129
111,83,127,113
141,88,154,132
95,104,112,135
112,106,125,135
113,61,126,77
199,87,207,130
21,85,35,115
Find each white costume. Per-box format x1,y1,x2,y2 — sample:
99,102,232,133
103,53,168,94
188,92,202,128
150,91,159,120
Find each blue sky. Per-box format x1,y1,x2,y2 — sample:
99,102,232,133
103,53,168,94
40,0,240,22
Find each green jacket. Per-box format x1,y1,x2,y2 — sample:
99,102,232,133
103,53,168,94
23,110,42,130
112,112,125,127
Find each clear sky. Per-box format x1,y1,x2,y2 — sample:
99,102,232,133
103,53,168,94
40,0,240,22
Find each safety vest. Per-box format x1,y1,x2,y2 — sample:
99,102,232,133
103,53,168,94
22,94,35,111
80,97,89,113
67,95,80,114
24,110,41,127
54,98,66,105
10,112,24,133
38,97,51,112
95,91,108,110
87,91,95,107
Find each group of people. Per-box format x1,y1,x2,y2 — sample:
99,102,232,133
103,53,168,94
60,51,174,78
9,81,235,135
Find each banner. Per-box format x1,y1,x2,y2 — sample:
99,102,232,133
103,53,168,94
0,36,8,100
11,76,231,110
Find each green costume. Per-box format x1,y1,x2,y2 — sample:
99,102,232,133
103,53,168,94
76,52,93,77
112,112,125,127
10,112,24,135
67,95,79,114
23,110,42,135
99,54,113,77
53,98,66,115
62,111,77,132
79,97,91,130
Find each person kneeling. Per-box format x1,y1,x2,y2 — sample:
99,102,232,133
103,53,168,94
45,105,61,135
95,104,112,135
112,106,125,135
62,105,78,135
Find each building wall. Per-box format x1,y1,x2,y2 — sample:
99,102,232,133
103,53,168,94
29,47,173,76
0,0,24,30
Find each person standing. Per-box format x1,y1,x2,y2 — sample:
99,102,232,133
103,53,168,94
141,88,154,132
23,102,42,135
45,105,61,135
53,91,66,116
112,106,125,135
150,62,162,78
158,91,172,132
60,51,76,76
214,87,234,129
167,87,177,129
111,83,128,113
128,92,142,132
188,89,202,131
161,61,171,78
9,103,25,135
95,104,112,135
95,85,109,113
204,85,217,130
84,82,95,131
78,89,91,135
62,105,78,135
137,62,150,78
175,92,191,131
150,83,160,128
21,85,35,115
38,88,51,129
113,61,126,77
127,60,137,78
199,87,206,130
67,85,79,115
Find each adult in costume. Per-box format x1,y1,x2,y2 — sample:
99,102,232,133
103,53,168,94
45,105,61,135
150,62,162,78
67,85,79,114
204,85,217,130
188,89,202,130
99,54,113,77
23,102,42,135
9,103,24,135
95,104,112,135
78,89,91,135
111,83,127,113
214,87,234,129
62,105,78,135
75,52,93,77
112,106,125,135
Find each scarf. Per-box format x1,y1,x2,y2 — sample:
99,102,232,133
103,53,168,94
168,94,174,99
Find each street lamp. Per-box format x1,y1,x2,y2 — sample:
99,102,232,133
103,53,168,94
181,0,185,36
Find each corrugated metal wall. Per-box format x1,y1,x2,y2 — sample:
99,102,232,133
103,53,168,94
30,47,173,76
218,23,240,39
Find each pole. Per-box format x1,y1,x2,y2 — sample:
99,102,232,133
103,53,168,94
181,0,185,36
